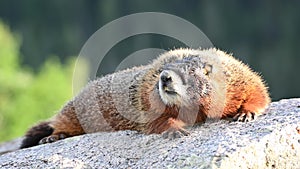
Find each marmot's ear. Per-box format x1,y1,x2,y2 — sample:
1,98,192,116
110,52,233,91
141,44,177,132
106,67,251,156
203,63,213,76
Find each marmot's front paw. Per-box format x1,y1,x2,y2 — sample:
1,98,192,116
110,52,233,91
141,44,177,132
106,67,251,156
162,127,190,139
38,133,67,145
233,111,257,122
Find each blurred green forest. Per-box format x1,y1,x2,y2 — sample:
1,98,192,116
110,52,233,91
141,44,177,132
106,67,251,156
0,0,300,142
0,22,74,141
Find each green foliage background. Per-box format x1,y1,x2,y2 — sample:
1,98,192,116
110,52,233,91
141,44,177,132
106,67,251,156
0,22,74,142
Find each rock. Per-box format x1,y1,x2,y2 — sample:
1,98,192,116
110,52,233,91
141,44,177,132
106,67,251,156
0,138,23,155
0,99,299,169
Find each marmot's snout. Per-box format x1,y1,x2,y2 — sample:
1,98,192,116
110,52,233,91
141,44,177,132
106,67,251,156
160,70,176,95
158,70,186,105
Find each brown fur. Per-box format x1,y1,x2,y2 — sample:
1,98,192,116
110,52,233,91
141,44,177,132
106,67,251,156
21,48,270,148
50,102,85,137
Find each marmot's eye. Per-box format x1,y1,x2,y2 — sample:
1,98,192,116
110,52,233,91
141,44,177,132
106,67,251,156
190,68,196,73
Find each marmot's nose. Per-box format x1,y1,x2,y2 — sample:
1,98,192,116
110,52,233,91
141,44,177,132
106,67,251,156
160,71,172,85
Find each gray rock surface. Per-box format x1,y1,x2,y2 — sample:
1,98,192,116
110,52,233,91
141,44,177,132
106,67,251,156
0,99,299,169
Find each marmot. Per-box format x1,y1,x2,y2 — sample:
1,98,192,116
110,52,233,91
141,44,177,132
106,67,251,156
20,48,270,148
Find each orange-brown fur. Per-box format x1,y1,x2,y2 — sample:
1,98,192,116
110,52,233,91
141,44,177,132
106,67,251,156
21,48,270,148
50,102,84,137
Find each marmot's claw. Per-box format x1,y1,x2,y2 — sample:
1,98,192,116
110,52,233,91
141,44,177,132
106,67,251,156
233,112,256,122
38,133,67,145
162,127,190,139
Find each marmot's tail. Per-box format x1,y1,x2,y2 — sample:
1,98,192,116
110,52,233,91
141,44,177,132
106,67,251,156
20,122,53,149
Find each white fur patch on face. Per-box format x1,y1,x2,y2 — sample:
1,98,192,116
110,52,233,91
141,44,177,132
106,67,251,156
158,70,187,105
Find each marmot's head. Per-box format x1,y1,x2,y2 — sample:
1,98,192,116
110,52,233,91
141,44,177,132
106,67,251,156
157,56,212,107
